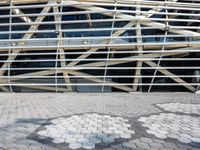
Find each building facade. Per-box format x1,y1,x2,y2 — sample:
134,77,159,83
0,0,199,93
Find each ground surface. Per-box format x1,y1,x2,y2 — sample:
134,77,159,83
0,93,200,150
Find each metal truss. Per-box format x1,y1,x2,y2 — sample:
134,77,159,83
0,0,200,92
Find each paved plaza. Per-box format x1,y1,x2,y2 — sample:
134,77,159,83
0,93,200,150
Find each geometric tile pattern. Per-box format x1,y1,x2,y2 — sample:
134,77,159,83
156,103,200,115
139,113,200,144
1,94,200,150
36,113,135,149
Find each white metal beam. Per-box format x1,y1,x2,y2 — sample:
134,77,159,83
53,3,72,91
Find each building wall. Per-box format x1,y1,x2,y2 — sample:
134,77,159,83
0,0,199,92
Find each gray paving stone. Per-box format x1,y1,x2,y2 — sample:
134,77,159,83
0,93,200,150
176,144,193,150
168,133,179,139
162,142,178,149
110,144,123,149
115,147,131,150
135,142,150,149
102,148,114,150
139,137,153,144
149,142,164,149
190,147,200,150
152,139,166,144
154,133,167,139
175,148,189,150
145,148,160,150
122,142,137,149
156,103,200,115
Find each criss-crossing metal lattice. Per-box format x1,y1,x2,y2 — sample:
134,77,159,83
0,0,200,92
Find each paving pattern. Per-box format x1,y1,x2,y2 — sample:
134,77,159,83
138,113,200,143
156,103,200,115
0,93,200,150
34,113,135,149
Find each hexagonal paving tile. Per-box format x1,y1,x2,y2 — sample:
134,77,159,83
138,113,200,144
36,113,135,149
156,103,200,115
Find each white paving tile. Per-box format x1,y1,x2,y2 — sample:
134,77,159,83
69,143,82,149
156,103,200,115
138,113,200,144
36,113,134,149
